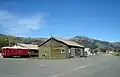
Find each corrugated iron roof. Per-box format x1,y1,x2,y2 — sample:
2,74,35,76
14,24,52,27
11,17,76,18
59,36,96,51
39,37,84,47
53,37,84,47
17,43,38,50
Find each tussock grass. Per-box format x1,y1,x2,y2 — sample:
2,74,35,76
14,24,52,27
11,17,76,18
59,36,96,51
111,52,120,56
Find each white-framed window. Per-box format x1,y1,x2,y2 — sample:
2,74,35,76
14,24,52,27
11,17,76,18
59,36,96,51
61,48,65,53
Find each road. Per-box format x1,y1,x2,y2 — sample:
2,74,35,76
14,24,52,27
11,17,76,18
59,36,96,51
0,54,120,77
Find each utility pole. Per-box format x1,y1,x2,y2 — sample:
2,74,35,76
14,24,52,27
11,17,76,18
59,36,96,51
50,34,53,58
50,37,52,58
8,38,10,46
9,39,10,46
50,34,53,38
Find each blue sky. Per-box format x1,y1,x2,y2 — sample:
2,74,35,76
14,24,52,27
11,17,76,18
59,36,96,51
0,0,120,41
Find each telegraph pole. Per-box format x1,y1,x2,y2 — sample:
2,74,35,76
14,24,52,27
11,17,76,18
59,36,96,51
8,38,10,46
50,34,53,58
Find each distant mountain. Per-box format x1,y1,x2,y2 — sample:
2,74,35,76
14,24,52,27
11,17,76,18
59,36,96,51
71,36,120,50
0,34,120,50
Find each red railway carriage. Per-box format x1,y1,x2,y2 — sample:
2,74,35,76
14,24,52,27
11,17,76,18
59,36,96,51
2,46,29,58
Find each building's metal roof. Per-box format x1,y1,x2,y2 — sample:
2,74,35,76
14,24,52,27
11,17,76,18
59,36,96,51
54,37,84,47
17,43,38,50
39,37,84,47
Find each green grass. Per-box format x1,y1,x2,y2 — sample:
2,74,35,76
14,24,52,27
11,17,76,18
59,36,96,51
111,52,120,56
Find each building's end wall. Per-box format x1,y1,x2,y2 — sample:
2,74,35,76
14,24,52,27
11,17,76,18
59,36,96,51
39,39,69,59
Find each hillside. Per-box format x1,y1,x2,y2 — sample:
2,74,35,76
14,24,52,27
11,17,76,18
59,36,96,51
71,36,120,50
0,34,47,48
0,34,120,50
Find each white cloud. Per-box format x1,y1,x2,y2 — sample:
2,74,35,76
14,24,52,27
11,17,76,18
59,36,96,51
0,10,47,36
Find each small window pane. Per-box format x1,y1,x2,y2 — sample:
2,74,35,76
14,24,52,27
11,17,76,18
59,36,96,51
61,49,65,53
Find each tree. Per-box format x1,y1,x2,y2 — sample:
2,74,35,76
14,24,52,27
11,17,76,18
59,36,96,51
0,35,9,52
0,36,9,47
